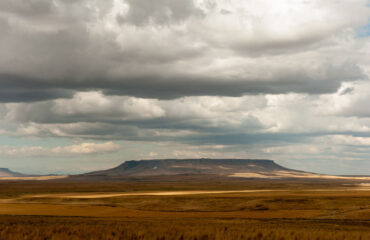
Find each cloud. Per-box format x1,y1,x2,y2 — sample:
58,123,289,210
1,86,370,145
117,0,203,26
0,0,368,102
53,141,121,155
0,141,120,157
334,82,370,118
0,0,369,175
0,92,267,141
326,135,370,147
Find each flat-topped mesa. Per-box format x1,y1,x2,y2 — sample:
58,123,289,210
85,158,292,177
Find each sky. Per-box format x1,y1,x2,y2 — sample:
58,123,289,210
0,0,369,175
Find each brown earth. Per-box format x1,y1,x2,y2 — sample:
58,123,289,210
0,180,370,239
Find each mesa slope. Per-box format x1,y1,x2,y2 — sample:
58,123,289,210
82,158,370,180
85,158,297,177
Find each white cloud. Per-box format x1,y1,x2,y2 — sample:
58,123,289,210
324,135,370,147
0,141,121,157
52,141,120,154
2,85,370,142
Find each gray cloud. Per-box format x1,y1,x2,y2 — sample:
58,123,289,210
3,90,370,147
0,61,364,102
0,0,55,19
118,0,204,26
0,0,369,175
0,0,368,102
0,74,75,102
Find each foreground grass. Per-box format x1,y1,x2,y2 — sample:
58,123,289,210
1,216,369,240
1,180,370,239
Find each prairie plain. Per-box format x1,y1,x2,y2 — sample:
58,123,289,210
0,179,370,240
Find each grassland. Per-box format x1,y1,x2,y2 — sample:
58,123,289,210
0,179,369,239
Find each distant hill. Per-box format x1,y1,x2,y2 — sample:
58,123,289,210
0,168,68,181
84,158,305,178
2,159,369,181
83,158,370,180
0,168,24,177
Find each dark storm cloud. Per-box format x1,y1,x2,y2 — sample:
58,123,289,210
102,62,364,99
0,74,74,102
0,89,73,103
0,61,364,102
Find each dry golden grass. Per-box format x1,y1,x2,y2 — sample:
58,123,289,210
1,180,370,239
1,216,369,240
0,175,68,181
0,178,358,198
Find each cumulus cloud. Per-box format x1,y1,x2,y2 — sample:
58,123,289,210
327,81,370,118
1,87,370,148
0,0,368,102
0,92,267,141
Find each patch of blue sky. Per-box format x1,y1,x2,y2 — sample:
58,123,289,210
356,23,370,38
